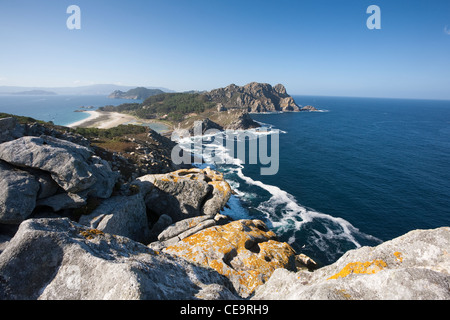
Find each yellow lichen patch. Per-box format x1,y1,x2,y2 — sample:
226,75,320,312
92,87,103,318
327,259,388,280
160,175,179,183
164,219,296,297
79,228,104,240
155,168,232,200
336,289,352,300
393,251,403,262
203,167,232,198
208,180,232,198
203,167,224,180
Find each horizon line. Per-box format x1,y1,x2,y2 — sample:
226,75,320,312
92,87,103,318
0,83,449,102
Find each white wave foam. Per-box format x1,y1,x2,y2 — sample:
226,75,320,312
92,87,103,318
221,194,250,221
253,120,272,127
234,164,381,249
174,126,381,257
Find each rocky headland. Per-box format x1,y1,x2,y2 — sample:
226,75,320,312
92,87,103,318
0,115,448,300
205,82,301,113
100,82,318,133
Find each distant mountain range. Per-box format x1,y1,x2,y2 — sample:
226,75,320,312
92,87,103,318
11,90,57,96
0,84,174,96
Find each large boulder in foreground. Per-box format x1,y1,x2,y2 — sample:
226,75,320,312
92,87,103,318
0,117,24,144
149,213,230,249
0,161,40,224
136,167,232,222
0,136,94,193
163,219,297,298
0,218,239,300
78,193,150,244
0,136,118,197
253,227,450,300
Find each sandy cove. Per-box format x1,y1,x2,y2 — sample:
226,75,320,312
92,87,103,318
67,111,137,129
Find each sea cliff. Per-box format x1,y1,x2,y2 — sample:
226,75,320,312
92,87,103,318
205,82,300,113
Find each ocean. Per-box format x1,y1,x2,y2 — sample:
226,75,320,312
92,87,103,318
0,95,139,127
0,94,172,133
2,94,450,266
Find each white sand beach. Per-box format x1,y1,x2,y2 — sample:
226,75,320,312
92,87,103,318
67,111,137,129
67,111,100,128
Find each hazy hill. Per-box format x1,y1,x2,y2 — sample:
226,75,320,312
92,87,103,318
12,90,57,95
108,87,165,100
0,84,174,96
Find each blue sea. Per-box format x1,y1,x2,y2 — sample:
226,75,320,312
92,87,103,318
2,94,450,266
0,95,134,126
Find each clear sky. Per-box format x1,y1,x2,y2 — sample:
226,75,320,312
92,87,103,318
0,0,449,99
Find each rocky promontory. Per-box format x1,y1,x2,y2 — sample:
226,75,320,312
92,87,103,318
181,111,261,136
100,82,303,132
205,82,300,113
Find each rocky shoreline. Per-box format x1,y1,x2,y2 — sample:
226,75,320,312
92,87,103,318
0,115,449,300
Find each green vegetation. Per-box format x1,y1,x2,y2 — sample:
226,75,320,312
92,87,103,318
109,87,164,100
99,103,141,113
124,87,164,99
0,113,47,125
72,124,149,154
142,92,213,113
73,124,147,139
99,92,215,122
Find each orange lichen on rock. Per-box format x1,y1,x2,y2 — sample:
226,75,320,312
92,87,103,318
79,228,104,240
327,259,388,280
158,167,232,200
203,167,232,198
163,219,296,297
393,251,403,262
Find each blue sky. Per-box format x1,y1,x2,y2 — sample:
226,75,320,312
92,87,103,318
0,0,449,99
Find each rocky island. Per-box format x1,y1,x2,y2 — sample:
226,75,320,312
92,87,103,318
108,87,165,100
100,82,312,133
300,105,319,112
